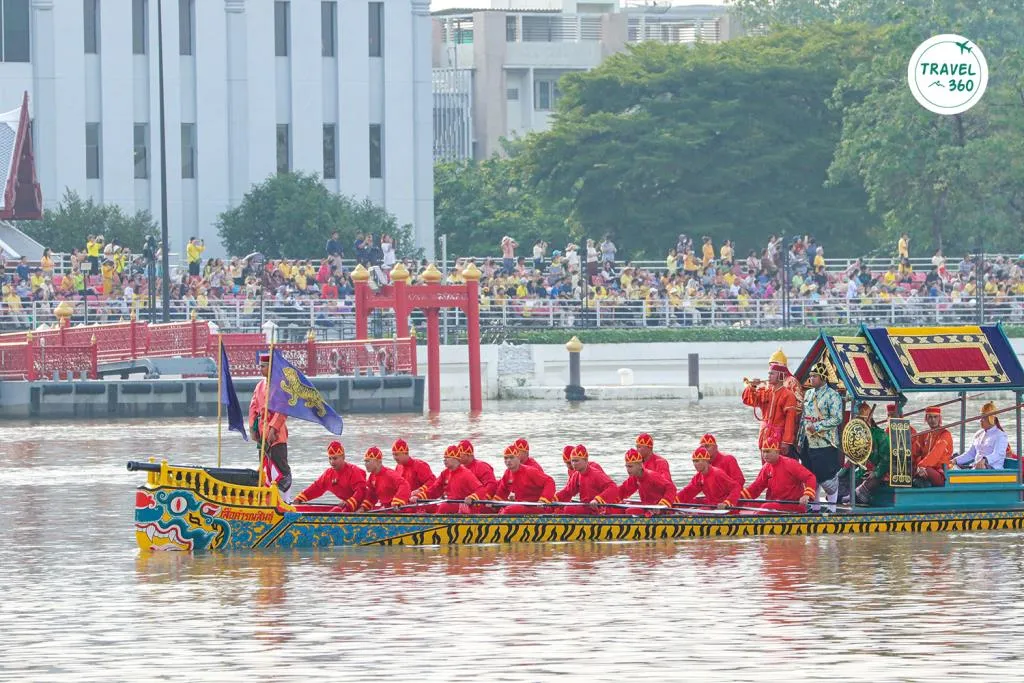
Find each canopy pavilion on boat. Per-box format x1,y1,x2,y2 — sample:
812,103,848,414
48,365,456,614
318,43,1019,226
793,324,1024,510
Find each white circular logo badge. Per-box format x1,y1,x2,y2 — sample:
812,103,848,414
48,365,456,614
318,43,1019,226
907,34,988,115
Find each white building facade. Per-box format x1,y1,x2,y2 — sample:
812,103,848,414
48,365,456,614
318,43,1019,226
432,1,742,160
0,0,435,259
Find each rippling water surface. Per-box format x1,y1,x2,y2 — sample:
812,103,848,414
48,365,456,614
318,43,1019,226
2,398,1023,681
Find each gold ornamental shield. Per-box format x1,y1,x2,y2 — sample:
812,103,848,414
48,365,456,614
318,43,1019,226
841,418,873,466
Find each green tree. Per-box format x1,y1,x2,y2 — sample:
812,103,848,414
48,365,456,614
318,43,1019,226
216,171,418,259
517,25,879,258
16,189,158,252
434,145,571,257
826,5,1024,255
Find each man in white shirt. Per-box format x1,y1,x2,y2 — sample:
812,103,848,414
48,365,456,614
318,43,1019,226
953,402,1009,470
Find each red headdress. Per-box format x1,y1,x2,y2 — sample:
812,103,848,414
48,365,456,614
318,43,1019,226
391,439,409,455
635,433,654,448
327,441,345,456
624,448,643,464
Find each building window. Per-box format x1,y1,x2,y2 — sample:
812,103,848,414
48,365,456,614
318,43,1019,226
181,123,196,179
323,124,337,180
86,123,101,179
507,88,519,101
179,0,194,56
506,15,518,42
1,0,30,62
84,0,100,54
134,123,149,179
321,1,336,57
369,124,382,179
274,1,289,57
534,79,560,111
276,124,290,174
368,2,383,57
132,0,147,55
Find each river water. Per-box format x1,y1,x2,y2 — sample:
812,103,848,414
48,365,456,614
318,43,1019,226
2,398,1023,681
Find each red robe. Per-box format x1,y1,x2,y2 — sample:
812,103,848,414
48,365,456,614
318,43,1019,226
294,462,367,511
678,466,741,508
556,461,620,513
396,457,436,492
643,453,675,489
711,451,745,488
361,466,412,510
742,383,799,451
464,458,498,499
618,470,676,508
419,465,487,514
496,465,556,515
519,455,546,474
741,456,816,512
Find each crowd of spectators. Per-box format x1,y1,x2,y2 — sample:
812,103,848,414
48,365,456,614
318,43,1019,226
1,229,1022,330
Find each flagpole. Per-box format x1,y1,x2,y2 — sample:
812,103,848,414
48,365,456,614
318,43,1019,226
258,342,275,486
216,334,223,467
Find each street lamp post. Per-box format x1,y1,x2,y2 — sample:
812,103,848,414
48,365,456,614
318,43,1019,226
156,0,172,322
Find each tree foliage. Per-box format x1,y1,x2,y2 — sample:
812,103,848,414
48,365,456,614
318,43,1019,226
217,171,418,259
16,189,158,252
515,25,879,258
434,145,572,257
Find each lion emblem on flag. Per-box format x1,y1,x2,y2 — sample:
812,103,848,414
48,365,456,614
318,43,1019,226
280,366,328,417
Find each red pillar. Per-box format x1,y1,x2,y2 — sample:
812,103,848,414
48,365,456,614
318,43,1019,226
425,309,441,414
462,263,483,414
306,330,318,376
421,264,444,414
408,331,418,376
351,264,371,339
391,262,410,338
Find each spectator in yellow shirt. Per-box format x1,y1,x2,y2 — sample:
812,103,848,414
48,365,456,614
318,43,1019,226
898,233,909,259
720,239,734,267
186,237,205,277
701,237,714,269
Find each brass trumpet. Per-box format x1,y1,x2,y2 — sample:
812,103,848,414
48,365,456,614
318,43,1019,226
743,377,763,386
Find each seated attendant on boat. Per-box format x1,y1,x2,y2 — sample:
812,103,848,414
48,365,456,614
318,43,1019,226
360,446,412,510
293,441,367,512
496,444,556,514
515,438,545,473
635,433,675,488
699,433,745,487
677,446,741,510
741,435,815,512
912,406,953,487
562,445,575,477
618,448,676,515
392,438,436,492
840,403,891,506
410,445,487,514
952,402,1009,470
458,439,498,500
555,444,620,514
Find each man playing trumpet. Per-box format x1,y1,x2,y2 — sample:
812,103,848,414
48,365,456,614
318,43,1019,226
742,348,801,456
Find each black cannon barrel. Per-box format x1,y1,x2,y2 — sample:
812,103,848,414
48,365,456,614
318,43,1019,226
127,461,162,473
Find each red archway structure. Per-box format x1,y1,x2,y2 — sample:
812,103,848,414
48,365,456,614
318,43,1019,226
351,261,481,414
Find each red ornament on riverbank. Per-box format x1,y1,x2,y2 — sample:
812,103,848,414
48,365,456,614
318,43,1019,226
351,262,482,415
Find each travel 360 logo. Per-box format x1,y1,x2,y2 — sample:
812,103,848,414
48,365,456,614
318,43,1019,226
907,34,988,115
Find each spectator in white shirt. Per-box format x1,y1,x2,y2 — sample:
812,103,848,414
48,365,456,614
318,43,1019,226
953,402,1009,470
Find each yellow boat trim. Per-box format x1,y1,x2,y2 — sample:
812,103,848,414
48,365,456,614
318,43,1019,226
948,474,1018,484
833,336,869,343
886,325,982,336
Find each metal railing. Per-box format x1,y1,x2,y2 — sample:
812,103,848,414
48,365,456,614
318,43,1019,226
627,16,722,44
0,295,1019,338
507,14,604,43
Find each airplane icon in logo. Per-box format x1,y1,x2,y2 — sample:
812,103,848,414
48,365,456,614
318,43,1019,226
955,40,973,54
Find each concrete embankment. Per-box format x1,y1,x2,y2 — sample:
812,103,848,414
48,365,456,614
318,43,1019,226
423,339,1024,402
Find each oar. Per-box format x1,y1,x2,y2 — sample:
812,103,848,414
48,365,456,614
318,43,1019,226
738,497,853,513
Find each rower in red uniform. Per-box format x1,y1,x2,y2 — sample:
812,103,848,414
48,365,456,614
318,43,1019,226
618,448,676,515
293,441,367,512
458,439,497,499
741,435,815,512
392,438,436,492
635,433,674,488
360,446,412,510
496,444,556,514
562,445,575,477
515,438,545,473
742,349,801,455
677,446,741,510
555,444,620,514
700,433,745,487
410,445,488,514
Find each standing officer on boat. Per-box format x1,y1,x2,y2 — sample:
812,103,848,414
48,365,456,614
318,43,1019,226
249,352,292,497
742,348,801,455
798,361,843,510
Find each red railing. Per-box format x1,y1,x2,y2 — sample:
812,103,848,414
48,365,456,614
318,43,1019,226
0,318,417,380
